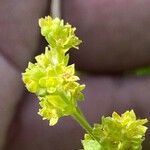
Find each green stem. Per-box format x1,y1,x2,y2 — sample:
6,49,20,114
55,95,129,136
72,106,99,143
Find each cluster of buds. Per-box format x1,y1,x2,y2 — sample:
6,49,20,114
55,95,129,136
83,110,148,150
22,16,84,126
22,16,148,150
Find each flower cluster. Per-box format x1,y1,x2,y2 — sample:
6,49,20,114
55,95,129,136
39,16,81,51
83,110,148,150
22,16,148,149
22,16,84,126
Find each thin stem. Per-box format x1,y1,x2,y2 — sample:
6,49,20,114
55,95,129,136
72,106,99,143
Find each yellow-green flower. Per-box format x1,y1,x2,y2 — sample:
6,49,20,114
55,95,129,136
22,16,84,126
22,16,148,149
83,110,148,150
39,16,82,52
